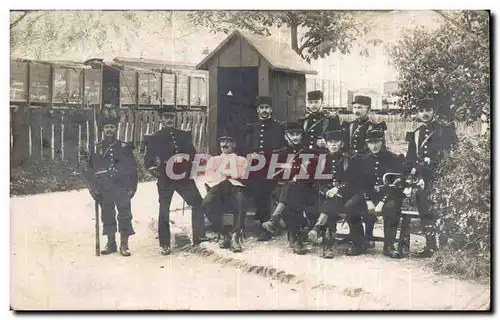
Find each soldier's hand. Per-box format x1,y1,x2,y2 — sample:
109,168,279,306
403,187,413,197
417,179,425,190
316,138,326,148
424,157,431,165
147,166,160,179
393,178,403,187
375,201,385,215
174,156,185,163
326,187,338,198
366,201,376,213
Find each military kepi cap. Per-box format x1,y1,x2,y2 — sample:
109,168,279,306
102,116,118,127
218,128,236,142
365,129,385,141
100,107,118,127
416,98,438,110
353,95,372,107
283,121,303,132
255,96,272,107
307,90,323,100
324,130,344,141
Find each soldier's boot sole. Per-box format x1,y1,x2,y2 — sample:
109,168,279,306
262,221,277,235
308,229,323,245
120,246,131,257
101,244,117,255
160,246,171,255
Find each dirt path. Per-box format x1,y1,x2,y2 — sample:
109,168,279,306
10,182,490,310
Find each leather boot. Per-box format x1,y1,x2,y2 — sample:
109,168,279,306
160,245,171,255
415,226,437,258
262,203,285,235
346,223,366,256
322,230,335,259
101,234,117,255
383,244,402,259
291,229,307,255
308,213,328,244
257,226,273,241
230,232,242,253
219,233,231,249
119,234,131,257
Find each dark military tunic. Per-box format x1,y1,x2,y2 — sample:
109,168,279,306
244,118,286,222
404,121,458,181
342,117,377,155
345,150,405,246
299,112,341,150
144,127,205,247
245,118,286,155
315,151,354,219
404,121,458,231
89,138,138,236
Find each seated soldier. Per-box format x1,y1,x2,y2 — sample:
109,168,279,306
201,133,249,253
308,128,353,259
261,121,319,255
344,125,405,258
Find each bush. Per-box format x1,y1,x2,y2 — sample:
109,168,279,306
429,133,491,279
10,150,155,197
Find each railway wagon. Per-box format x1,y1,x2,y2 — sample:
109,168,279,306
10,57,208,111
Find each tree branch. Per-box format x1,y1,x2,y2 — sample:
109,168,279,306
10,11,31,29
433,10,488,47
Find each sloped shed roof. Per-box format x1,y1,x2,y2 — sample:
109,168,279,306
196,30,317,75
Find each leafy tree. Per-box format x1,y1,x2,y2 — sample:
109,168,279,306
10,11,187,60
188,10,383,62
388,10,490,124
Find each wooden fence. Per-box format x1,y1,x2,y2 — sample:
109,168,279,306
10,106,208,167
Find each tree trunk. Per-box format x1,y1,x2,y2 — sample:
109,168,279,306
290,23,299,53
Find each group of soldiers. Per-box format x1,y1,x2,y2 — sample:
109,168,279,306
85,89,458,260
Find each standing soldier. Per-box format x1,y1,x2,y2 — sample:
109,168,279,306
344,125,405,258
143,107,207,255
307,127,353,259
261,121,319,255
201,132,249,252
404,98,458,258
299,90,341,150
87,109,138,256
342,95,380,248
245,96,286,240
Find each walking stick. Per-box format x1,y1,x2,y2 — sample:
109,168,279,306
95,200,100,256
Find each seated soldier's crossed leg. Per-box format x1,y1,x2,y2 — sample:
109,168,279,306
308,196,343,259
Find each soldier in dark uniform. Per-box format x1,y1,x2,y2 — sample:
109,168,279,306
342,95,379,248
404,98,458,258
244,96,286,240
143,107,207,255
87,111,138,256
261,121,319,255
299,90,341,150
307,128,353,259
344,126,405,258
201,132,249,252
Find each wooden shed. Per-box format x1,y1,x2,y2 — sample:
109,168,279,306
196,30,317,154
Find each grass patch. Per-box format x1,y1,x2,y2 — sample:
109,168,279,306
429,248,490,282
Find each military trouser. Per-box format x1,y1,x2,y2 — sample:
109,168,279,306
317,196,347,232
247,177,277,223
157,178,204,248
345,193,402,249
100,197,135,237
201,180,247,234
415,184,437,250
